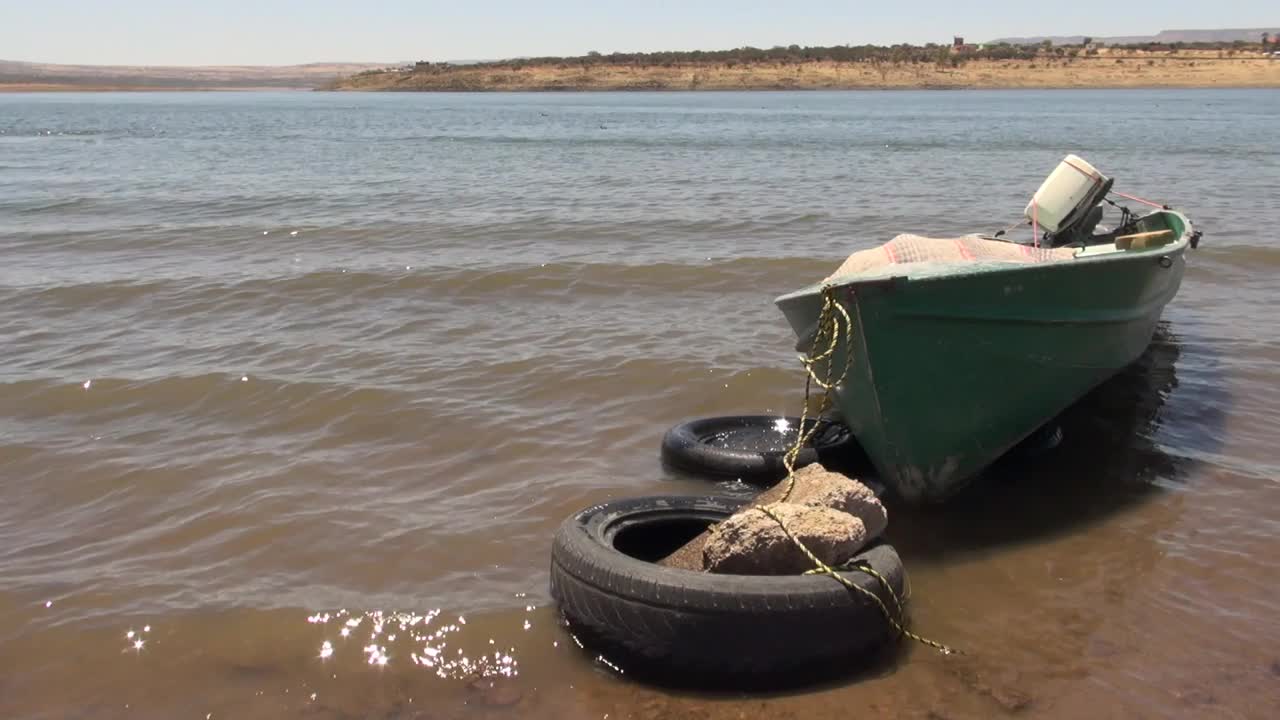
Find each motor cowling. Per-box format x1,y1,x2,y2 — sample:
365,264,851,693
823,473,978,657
1025,155,1113,240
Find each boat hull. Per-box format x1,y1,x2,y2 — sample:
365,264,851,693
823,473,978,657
776,223,1189,503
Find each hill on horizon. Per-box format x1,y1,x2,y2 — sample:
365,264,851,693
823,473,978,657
0,59,393,89
990,27,1280,45
6,25,1279,90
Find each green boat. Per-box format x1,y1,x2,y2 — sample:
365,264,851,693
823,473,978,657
775,157,1199,503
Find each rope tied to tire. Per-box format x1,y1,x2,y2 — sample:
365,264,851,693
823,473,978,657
763,286,960,656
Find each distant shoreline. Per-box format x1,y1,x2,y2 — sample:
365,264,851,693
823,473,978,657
0,84,311,92
4,49,1277,93
0,59,388,93
329,52,1280,92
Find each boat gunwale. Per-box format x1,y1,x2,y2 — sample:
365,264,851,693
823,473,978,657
774,210,1193,305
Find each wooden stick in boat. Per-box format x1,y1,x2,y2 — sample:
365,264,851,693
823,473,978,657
1115,230,1175,242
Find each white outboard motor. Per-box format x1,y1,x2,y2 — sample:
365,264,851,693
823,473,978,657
1025,155,1113,244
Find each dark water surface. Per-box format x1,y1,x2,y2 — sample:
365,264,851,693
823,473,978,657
1,90,1278,719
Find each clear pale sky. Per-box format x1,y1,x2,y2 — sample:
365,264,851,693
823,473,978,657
3,0,1276,66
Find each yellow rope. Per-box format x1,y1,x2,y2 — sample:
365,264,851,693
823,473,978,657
778,290,855,503
756,505,957,655
763,286,959,656
808,555,914,602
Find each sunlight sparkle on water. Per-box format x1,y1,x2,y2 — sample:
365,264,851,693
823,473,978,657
773,418,791,433
363,644,389,666
596,655,624,674
308,608,518,678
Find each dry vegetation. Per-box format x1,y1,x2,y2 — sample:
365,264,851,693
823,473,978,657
330,45,1280,91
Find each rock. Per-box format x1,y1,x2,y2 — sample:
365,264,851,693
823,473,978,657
703,503,867,575
658,534,707,571
786,464,888,539
658,465,886,571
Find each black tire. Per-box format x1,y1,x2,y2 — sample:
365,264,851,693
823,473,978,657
549,495,905,680
660,415,855,484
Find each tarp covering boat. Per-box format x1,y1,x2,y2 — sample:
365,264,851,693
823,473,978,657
826,234,1077,283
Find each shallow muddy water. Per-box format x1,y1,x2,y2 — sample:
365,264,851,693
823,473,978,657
1,89,1278,718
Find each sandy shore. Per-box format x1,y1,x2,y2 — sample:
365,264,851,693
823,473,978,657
332,54,1280,91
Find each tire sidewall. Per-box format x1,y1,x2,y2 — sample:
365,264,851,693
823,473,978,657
660,416,851,482
550,495,904,676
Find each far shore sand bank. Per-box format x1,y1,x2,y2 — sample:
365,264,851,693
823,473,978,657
330,54,1280,92
5,50,1276,92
